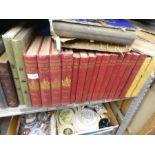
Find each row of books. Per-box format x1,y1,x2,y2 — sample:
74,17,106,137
0,20,155,109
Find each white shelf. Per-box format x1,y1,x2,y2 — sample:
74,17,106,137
0,98,132,118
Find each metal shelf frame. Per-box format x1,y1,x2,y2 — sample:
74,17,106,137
116,74,155,135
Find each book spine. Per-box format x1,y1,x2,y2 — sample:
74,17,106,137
71,54,80,103
131,59,155,97
50,54,61,106
98,55,117,100
92,54,110,101
126,57,151,97
120,54,146,99
115,53,139,99
2,38,24,105
12,40,33,107
24,55,42,107
61,52,73,105
82,54,96,102
103,55,119,99
0,62,18,107
38,55,51,107
107,54,124,99
0,82,8,108
76,53,89,103
87,54,102,101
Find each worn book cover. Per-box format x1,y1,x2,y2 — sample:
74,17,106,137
50,41,61,106
61,50,73,105
126,57,151,97
2,22,26,105
0,82,8,109
11,24,35,107
38,37,51,107
71,53,80,103
76,52,89,103
24,37,43,107
0,52,18,107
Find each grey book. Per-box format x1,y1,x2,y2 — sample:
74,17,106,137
51,20,137,45
0,82,8,109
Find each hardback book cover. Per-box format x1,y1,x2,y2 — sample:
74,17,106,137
107,54,124,99
120,54,146,99
87,53,102,101
76,52,89,103
0,82,8,109
50,41,61,106
82,52,96,102
11,25,35,107
61,50,73,105
92,53,110,101
99,54,118,100
102,54,119,99
115,53,139,99
131,58,155,97
2,22,26,105
0,52,18,107
38,37,51,107
24,37,43,107
113,53,133,99
71,53,80,103
126,57,151,97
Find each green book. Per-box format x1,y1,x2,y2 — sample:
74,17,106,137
2,22,26,105
12,25,35,107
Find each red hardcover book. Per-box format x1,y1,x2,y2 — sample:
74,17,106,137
108,54,127,99
82,52,96,102
50,41,61,106
24,37,43,107
87,53,102,101
99,54,118,100
105,54,124,99
119,54,146,99
61,50,73,105
75,52,89,103
71,53,80,103
37,37,51,107
114,53,139,99
91,53,110,101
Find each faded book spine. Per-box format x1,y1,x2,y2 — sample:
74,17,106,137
2,37,24,105
24,55,42,107
50,53,61,106
0,82,8,109
0,62,18,107
61,50,73,105
38,55,51,107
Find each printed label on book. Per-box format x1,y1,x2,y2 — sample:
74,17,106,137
27,74,39,79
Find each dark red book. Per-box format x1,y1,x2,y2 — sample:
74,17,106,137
105,54,124,99
75,52,89,103
99,54,118,100
108,54,127,99
24,37,43,107
114,53,139,99
87,53,102,101
61,50,73,105
91,53,110,101
37,37,51,107
71,53,80,103
82,52,96,102
119,54,146,99
50,41,61,106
